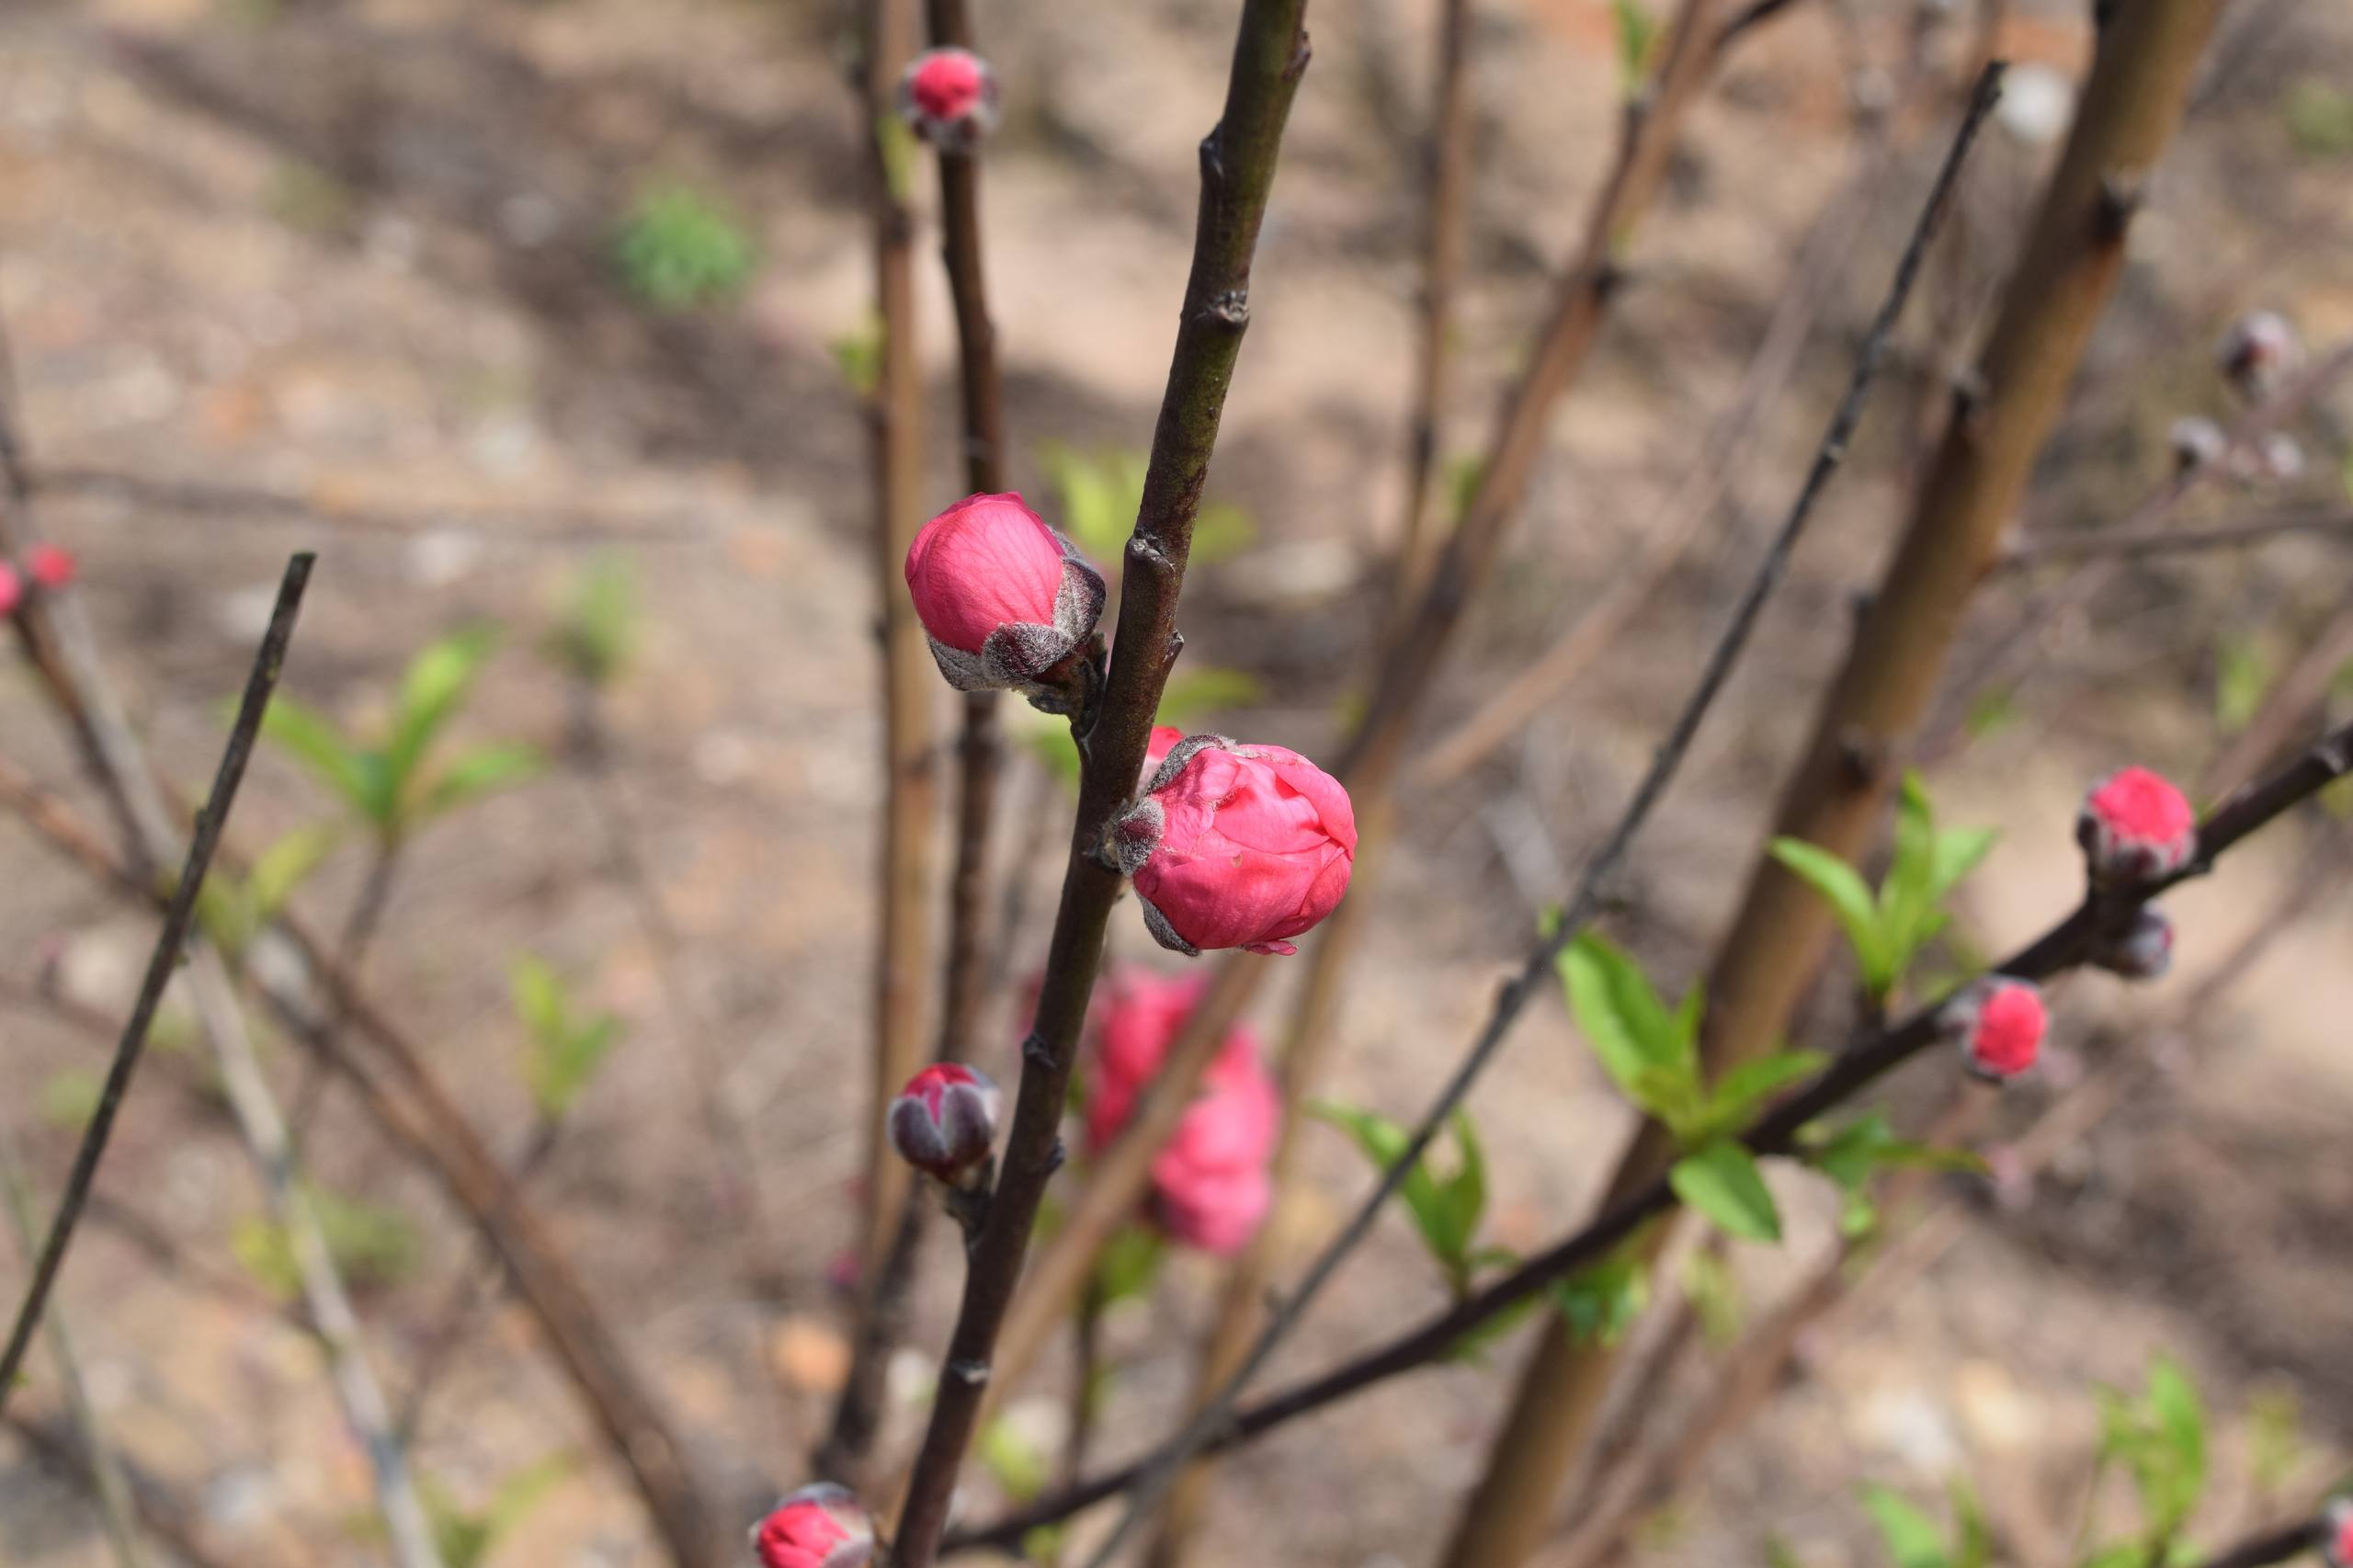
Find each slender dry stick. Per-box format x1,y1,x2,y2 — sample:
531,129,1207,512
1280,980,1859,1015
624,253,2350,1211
5,1413,244,1568
818,0,1014,1487
1060,70,2003,1568
1447,1,2224,1553
1385,0,1475,634
2185,1517,2333,1568
886,6,1314,1562
859,0,939,1287
1996,506,2353,569
0,554,309,1412
976,0,1760,1423
0,757,721,1565
0,1119,153,1568
947,715,2353,1552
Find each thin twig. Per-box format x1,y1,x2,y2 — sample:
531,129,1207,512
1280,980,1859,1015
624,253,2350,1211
0,553,311,1412
0,1120,153,1568
2185,1517,2330,1568
1060,69,2007,1568
885,6,1314,1562
949,714,2353,1551
1995,506,2353,569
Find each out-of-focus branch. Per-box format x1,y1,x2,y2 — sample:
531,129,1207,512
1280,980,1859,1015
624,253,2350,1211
947,714,2353,1552
884,6,1314,1563
1449,2,2225,1554
1995,506,2353,570
5,1412,242,1568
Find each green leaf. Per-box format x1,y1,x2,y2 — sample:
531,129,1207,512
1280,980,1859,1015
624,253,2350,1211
1949,1479,1991,1568
1550,1248,1650,1347
1681,1246,1743,1346
233,1187,421,1299
387,625,500,794
1309,1101,1461,1281
976,1415,1052,1504
1802,1109,1986,1194
2147,1356,2207,1497
613,183,756,311
1704,1049,1827,1135
418,742,542,821
1092,1224,1165,1308
1609,0,1660,95
1430,1111,1488,1273
511,956,624,1120
2285,77,2353,158
1670,1142,1781,1244
547,554,637,688
1560,935,1697,1120
1447,1288,1545,1364
248,823,342,922
2215,636,2273,733
1860,1485,1949,1568
259,695,375,817
1039,442,1143,566
1770,837,1890,990
1443,454,1486,527
829,317,882,398
1928,826,1997,901
1155,666,1265,730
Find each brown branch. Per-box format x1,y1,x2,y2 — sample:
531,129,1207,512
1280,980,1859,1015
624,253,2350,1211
1995,506,2353,569
884,6,1314,1562
946,715,2353,1553
1447,0,2226,1554
2185,1517,2331,1568
0,553,308,1411
858,0,939,1290
5,1412,244,1568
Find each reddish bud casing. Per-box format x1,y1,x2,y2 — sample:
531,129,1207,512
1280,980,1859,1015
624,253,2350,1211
2076,767,2197,885
25,543,75,591
1944,978,2048,1082
753,1483,874,1568
904,492,1104,707
0,562,19,618
1110,734,1357,957
2090,906,2174,981
2165,415,2226,475
887,1062,1001,1183
2216,309,2302,402
897,48,1000,149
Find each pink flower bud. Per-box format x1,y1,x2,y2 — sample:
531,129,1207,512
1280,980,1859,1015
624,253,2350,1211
1110,735,1356,957
888,1062,1001,1182
25,543,75,591
1943,977,2047,1082
2323,1498,2353,1568
897,48,1000,150
2165,415,2226,475
2216,309,2302,401
1151,1046,1279,1254
2090,906,2173,981
904,492,1104,699
753,1484,874,1568
1085,967,1258,1153
2076,766,2197,885
0,562,19,618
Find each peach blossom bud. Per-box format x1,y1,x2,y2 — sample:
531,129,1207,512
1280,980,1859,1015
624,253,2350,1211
2323,1498,2353,1568
1943,977,2047,1082
2216,309,2302,402
1110,735,1356,957
887,1062,1001,1182
753,1483,874,1568
0,562,19,618
2165,415,2226,475
897,48,1000,150
1142,724,1184,783
25,543,75,591
904,492,1104,703
1151,1043,1279,1254
2090,906,2173,981
2076,766,2197,885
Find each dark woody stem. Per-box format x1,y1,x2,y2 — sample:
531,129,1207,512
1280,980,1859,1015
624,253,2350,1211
946,716,2353,1554
884,6,1314,1564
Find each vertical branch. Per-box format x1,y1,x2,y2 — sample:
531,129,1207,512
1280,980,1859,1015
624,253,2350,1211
1386,0,1475,631
0,1123,153,1568
859,0,939,1283
884,6,1314,1563
1446,5,2223,1562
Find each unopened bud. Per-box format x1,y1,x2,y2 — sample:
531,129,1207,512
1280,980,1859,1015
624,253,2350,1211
2256,430,2304,481
2076,766,2197,886
1943,977,2047,1082
2165,415,2226,476
2216,309,2302,402
0,562,19,619
25,543,76,591
888,1062,1001,1182
2090,906,2173,981
904,492,1104,707
2322,1497,2353,1568
753,1484,875,1568
897,48,1000,151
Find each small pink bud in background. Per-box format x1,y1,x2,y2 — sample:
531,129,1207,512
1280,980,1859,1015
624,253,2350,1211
1152,1045,1279,1254
887,1062,1001,1182
1111,734,1356,957
2216,309,2302,401
2076,766,2197,885
904,492,1104,702
2165,415,2226,475
897,48,1000,150
0,562,20,618
2323,1497,2353,1568
753,1483,874,1568
1944,977,2047,1082
26,543,75,591
2091,906,2174,981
